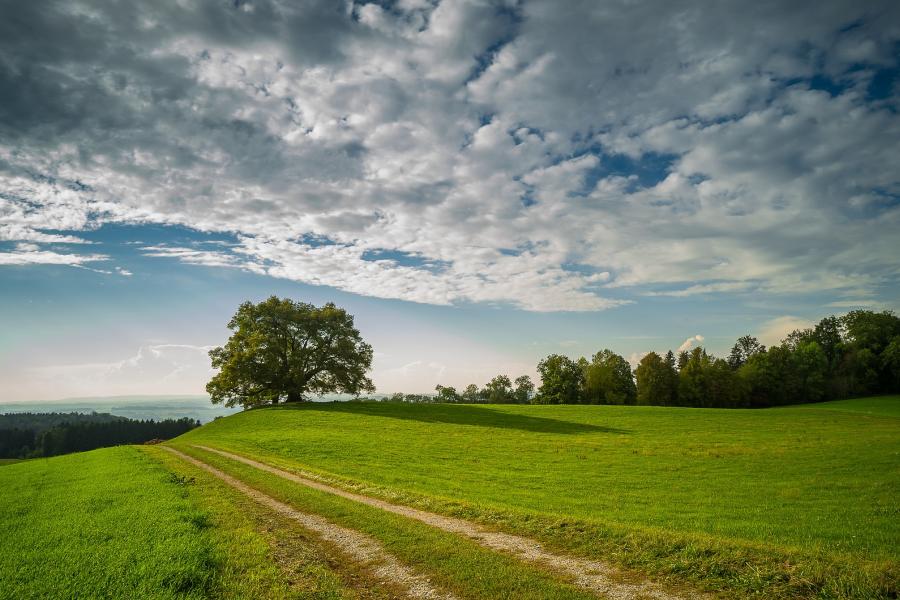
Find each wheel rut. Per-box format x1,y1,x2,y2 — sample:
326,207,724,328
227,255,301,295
193,444,705,600
161,446,456,600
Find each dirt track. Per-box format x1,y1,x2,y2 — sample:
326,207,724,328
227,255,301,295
193,444,701,600
162,446,456,600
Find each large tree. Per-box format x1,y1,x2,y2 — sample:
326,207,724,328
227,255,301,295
483,375,515,403
461,383,482,403
206,297,375,408
534,354,583,404
434,384,460,403
677,347,742,408
582,349,637,405
635,352,677,406
727,335,766,370
513,375,535,404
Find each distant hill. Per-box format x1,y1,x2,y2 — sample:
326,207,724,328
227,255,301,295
0,395,237,423
0,393,391,423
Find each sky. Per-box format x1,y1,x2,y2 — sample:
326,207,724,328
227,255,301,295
1,0,899,401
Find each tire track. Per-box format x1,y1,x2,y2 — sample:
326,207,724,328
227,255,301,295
161,446,456,600
193,444,704,600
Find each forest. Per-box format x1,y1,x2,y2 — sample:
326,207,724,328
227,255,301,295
418,309,900,408
0,412,200,459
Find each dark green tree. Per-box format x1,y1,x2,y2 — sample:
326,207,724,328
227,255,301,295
840,310,900,394
812,316,843,370
434,385,460,403
483,375,515,403
582,349,637,404
207,297,375,408
882,336,900,392
513,375,535,404
792,341,828,403
727,335,765,370
635,352,677,406
461,383,481,403
675,347,739,407
534,354,583,404
841,310,900,354
677,347,713,406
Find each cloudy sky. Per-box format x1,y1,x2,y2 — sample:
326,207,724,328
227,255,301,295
2,0,899,401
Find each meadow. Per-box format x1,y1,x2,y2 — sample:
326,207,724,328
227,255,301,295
174,396,900,597
0,445,337,599
2,397,897,599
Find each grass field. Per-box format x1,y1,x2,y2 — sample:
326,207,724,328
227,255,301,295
175,444,609,600
2,397,897,599
174,395,900,598
0,446,337,599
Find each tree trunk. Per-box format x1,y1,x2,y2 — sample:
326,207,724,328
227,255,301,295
286,391,303,403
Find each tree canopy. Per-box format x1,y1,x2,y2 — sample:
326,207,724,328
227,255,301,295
534,354,583,404
635,352,677,406
390,309,899,409
207,296,375,408
581,349,637,405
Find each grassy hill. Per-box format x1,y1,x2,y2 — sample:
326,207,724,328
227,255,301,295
174,396,900,597
2,396,897,598
178,398,899,556
0,446,356,600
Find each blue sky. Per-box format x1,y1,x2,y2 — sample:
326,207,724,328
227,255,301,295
1,0,898,400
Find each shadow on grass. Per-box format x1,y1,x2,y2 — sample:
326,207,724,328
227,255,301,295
274,402,628,435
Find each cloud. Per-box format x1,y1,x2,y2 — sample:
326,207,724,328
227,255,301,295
677,334,705,353
140,245,248,269
0,249,108,266
647,281,755,297
757,316,814,347
26,344,215,397
627,351,649,369
1,0,898,310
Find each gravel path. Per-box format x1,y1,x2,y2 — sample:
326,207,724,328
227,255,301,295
162,446,456,600
194,444,703,600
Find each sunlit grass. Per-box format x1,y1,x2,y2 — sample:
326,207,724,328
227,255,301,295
177,396,900,597
174,444,604,600
0,445,336,599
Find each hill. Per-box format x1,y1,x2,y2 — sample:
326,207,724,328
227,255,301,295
173,396,900,597
2,397,897,599
0,396,239,423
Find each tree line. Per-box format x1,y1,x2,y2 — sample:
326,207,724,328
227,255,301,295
425,310,900,408
385,374,536,404
0,412,200,459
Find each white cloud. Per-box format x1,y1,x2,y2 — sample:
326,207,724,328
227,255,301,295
627,351,649,369
757,316,814,347
140,246,248,269
26,344,215,398
677,334,705,353
647,281,755,297
1,0,898,310
0,249,108,266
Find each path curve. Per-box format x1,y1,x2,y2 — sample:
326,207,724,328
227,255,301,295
162,447,456,600
194,445,703,600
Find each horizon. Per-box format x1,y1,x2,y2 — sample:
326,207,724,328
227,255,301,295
2,0,899,402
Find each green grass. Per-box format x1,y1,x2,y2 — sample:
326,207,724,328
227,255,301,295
143,445,353,600
792,395,900,418
0,445,342,599
177,396,900,597
171,444,610,600
0,458,22,465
